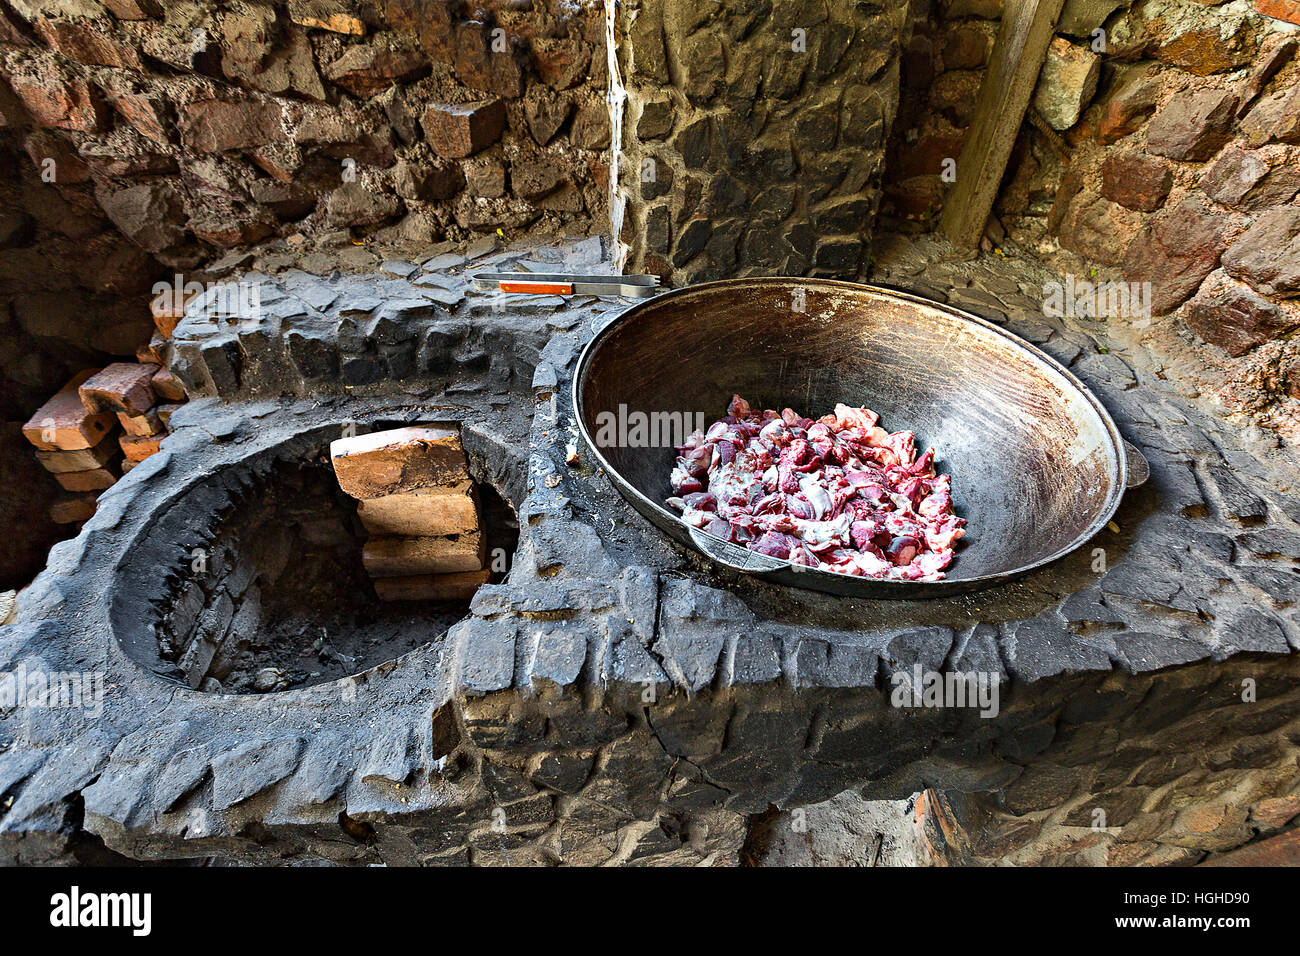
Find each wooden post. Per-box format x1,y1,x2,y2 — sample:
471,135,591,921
938,0,1066,249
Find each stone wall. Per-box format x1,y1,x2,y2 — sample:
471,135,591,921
883,0,1300,433
614,0,912,284
0,0,609,411
884,0,997,224
1043,3,1300,425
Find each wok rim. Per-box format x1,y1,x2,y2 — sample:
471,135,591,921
572,277,1130,594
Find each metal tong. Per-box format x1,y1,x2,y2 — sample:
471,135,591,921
470,272,662,298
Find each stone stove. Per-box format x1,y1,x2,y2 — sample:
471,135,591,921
2,234,1297,867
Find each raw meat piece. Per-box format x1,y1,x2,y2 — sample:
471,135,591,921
667,395,966,582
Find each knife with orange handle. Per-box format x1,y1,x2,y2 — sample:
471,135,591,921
471,272,661,298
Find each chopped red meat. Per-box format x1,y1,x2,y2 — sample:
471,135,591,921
667,395,967,582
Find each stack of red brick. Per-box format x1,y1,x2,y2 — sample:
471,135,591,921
18,287,193,528
21,359,187,527
331,426,491,602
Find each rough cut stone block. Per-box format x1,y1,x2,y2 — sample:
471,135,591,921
1184,272,1297,356
55,466,117,492
1122,198,1227,314
1255,0,1300,26
35,430,118,473
8,72,107,132
1033,37,1101,131
36,19,142,70
421,100,506,159
49,492,97,525
181,99,286,153
1099,152,1171,212
1221,206,1300,298
289,0,365,34
22,370,117,451
372,570,492,602
117,408,164,437
330,425,467,499
79,362,158,416
1145,89,1236,162
362,532,486,576
357,481,479,536
119,433,163,462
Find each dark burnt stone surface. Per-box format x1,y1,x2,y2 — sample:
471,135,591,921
1,238,1297,866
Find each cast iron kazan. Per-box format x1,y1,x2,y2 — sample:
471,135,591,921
573,278,1149,599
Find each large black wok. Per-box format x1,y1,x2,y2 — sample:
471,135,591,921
573,278,1148,599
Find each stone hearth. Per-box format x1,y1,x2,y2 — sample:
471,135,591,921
1,235,1297,867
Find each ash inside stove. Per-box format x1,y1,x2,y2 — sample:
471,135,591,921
151,439,518,695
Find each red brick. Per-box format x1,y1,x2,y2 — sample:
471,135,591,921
22,370,117,451
151,288,196,337
361,532,486,576
49,492,97,525
34,431,119,473
117,408,163,437
357,481,479,536
330,425,467,499
372,569,492,601
79,362,158,416
150,366,186,401
119,433,163,461
56,466,117,492
156,403,183,429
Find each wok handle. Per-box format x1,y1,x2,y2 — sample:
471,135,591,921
1122,440,1150,489
687,526,787,574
